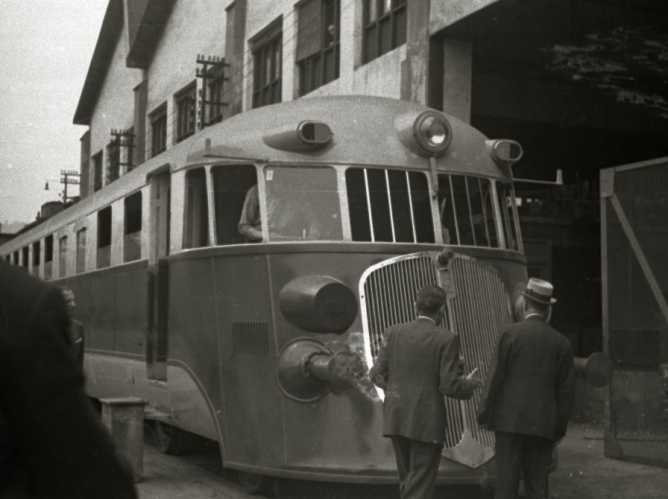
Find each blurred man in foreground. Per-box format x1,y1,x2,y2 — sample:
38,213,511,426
0,260,136,498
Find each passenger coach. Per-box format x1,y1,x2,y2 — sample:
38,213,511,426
2,95,534,492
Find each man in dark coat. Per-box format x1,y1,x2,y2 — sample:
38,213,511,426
0,260,137,498
58,286,85,368
369,285,482,499
477,278,575,499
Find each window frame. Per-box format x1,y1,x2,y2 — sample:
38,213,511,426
149,104,168,157
251,19,283,109
124,191,143,262
92,151,103,192
297,0,341,96
362,0,407,64
58,235,68,278
175,83,197,143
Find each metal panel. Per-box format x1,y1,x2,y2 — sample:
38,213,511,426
360,252,512,467
602,158,668,468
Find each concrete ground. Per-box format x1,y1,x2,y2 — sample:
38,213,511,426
137,424,668,498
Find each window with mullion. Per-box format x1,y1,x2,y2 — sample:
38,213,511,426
252,34,282,109
150,105,167,157
297,0,340,97
363,0,407,64
175,84,196,143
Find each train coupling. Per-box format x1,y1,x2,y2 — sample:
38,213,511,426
277,338,364,402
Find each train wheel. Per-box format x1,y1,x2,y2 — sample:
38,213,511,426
237,471,278,496
153,421,181,455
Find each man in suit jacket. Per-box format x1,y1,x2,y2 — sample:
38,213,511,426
0,260,136,498
477,278,575,499
370,285,482,499
58,286,85,368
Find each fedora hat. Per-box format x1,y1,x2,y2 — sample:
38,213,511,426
522,278,556,305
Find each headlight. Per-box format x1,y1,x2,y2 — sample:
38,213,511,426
413,111,452,155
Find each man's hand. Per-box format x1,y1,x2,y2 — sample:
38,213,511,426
466,367,483,390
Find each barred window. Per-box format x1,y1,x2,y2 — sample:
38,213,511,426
438,174,499,248
93,151,103,192
175,84,196,143
346,167,434,243
252,21,282,109
150,104,167,157
297,0,340,96
363,0,407,64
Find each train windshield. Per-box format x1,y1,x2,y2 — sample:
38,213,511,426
263,166,343,242
345,168,435,243
437,174,521,250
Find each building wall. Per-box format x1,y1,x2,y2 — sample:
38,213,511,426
146,0,227,153
89,20,142,194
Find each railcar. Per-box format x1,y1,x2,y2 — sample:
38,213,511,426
2,95,545,492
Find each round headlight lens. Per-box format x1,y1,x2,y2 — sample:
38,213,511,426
413,111,452,155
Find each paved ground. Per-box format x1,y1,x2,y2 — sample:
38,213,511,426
137,424,668,498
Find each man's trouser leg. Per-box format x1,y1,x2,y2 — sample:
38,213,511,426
391,435,441,499
494,432,522,499
520,435,552,499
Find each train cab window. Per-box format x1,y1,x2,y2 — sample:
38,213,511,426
21,247,29,269
262,166,342,242
346,168,434,243
212,165,258,245
59,236,68,278
32,241,41,276
97,207,112,269
76,229,87,274
497,182,521,251
124,192,142,262
438,175,498,248
184,168,210,249
44,235,54,281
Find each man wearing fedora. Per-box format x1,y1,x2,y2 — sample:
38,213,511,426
477,278,575,499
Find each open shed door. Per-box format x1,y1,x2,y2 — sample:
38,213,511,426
601,157,668,467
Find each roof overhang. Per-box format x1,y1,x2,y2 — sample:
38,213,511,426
125,0,177,68
72,0,124,126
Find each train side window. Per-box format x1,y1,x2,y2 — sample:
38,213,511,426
183,168,210,249
346,167,434,243
76,229,86,274
124,192,142,262
438,174,499,248
59,236,68,278
21,247,29,270
13,251,19,266
263,166,343,242
32,241,41,276
212,165,257,245
97,207,112,269
44,235,54,281
497,182,521,251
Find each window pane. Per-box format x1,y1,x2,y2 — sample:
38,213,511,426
76,229,86,274
346,168,372,241
409,172,435,243
367,0,377,23
367,169,393,242
213,164,258,245
364,26,377,62
394,7,407,47
59,237,67,278
379,17,392,56
124,192,142,262
264,166,342,242
184,168,210,249
497,182,520,251
387,170,412,243
438,175,458,245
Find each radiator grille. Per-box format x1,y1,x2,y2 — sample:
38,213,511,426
232,322,269,353
360,252,511,451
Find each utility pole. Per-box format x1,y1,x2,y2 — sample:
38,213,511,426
60,170,80,203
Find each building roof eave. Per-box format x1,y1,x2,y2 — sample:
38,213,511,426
125,0,178,69
72,0,124,126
